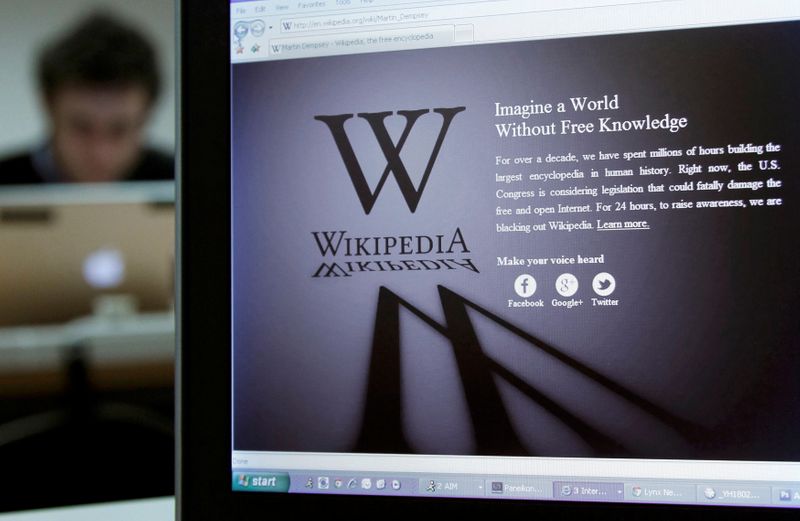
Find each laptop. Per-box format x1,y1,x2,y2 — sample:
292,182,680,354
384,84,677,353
0,182,174,327
178,1,800,519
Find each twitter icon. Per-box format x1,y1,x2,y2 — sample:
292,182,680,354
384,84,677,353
592,272,616,296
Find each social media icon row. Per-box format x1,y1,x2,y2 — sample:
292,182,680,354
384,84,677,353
514,272,616,298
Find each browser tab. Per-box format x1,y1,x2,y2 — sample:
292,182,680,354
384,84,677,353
265,25,454,60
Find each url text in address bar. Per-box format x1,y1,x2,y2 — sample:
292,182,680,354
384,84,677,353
280,9,432,33
279,0,673,33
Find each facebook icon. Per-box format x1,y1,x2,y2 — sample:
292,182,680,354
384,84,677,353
514,274,537,298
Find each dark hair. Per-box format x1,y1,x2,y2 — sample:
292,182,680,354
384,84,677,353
38,13,160,104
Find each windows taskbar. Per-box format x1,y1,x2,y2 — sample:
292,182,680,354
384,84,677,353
231,469,800,508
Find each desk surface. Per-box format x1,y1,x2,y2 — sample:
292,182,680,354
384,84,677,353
0,497,174,521
0,312,174,396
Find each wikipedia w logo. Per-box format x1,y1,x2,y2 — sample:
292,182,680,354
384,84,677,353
315,107,466,214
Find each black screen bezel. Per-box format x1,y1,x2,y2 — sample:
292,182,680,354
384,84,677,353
176,2,797,519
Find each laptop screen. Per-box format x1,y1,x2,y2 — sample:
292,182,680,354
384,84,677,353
229,0,800,508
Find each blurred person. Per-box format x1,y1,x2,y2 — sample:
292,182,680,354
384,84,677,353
0,12,175,511
0,13,172,184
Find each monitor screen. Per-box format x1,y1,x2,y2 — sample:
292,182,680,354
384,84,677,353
229,0,800,509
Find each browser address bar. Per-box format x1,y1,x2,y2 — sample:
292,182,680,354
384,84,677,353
280,9,433,33
279,0,673,34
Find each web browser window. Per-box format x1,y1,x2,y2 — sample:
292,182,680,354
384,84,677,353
229,0,800,508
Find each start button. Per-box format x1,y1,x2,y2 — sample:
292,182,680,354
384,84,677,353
232,472,290,492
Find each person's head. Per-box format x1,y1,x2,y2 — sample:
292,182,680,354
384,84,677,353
38,13,160,182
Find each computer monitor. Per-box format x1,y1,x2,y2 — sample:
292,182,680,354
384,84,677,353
178,1,800,519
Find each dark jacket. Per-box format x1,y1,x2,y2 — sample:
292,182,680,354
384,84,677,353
0,146,174,185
